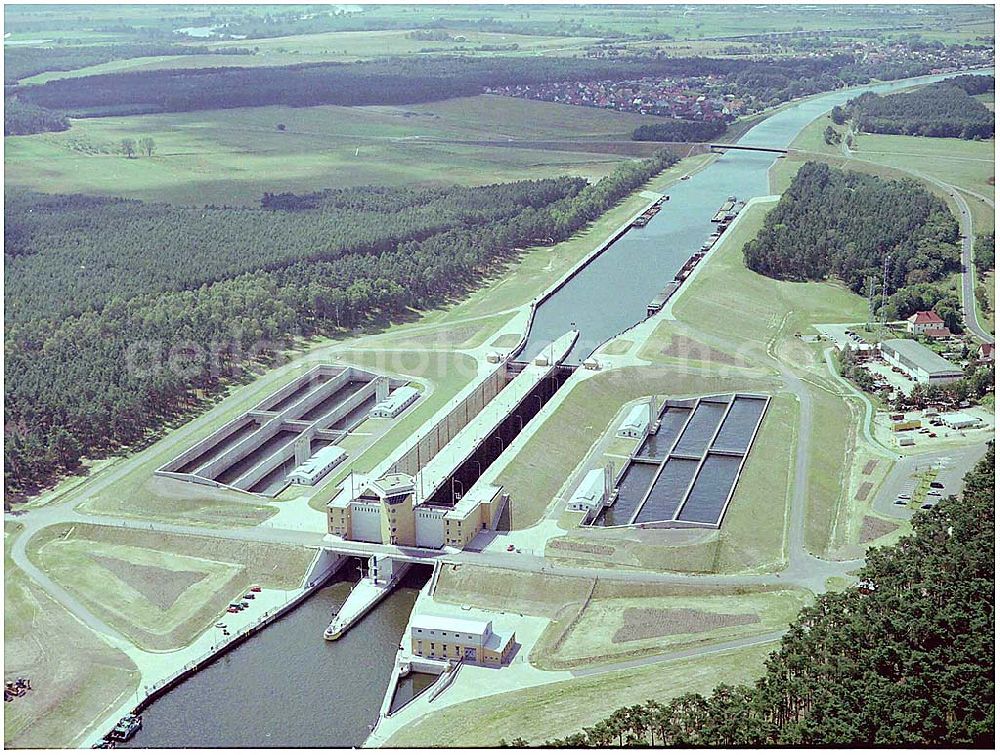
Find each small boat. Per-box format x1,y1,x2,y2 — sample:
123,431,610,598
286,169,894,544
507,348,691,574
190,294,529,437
109,714,141,742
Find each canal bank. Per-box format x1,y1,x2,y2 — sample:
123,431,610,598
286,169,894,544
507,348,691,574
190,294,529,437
119,563,431,748
519,68,993,365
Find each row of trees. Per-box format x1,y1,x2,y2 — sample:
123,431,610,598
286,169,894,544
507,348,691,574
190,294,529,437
845,78,995,140
744,162,961,318
4,42,248,84
119,137,156,158
4,151,677,495
632,118,727,143
506,445,994,746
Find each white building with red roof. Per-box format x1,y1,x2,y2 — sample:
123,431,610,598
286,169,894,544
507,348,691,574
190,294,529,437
906,310,947,336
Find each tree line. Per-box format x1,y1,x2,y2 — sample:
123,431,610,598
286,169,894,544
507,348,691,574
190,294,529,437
4,97,69,136
4,151,676,495
5,177,588,322
845,79,995,140
744,162,962,325
632,119,727,143
503,445,994,746
8,53,886,123
4,42,252,84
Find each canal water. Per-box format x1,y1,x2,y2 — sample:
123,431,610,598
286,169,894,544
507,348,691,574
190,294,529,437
123,565,430,748
520,69,992,364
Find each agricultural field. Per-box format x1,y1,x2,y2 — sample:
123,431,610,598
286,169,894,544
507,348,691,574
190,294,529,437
5,96,659,205
4,523,139,749
849,132,995,202
25,524,314,651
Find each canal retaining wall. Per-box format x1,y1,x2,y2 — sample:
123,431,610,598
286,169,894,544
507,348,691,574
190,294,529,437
87,548,346,747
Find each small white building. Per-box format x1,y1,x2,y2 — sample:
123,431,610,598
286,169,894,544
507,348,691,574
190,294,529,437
939,412,982,430
617,403,650,438
288,444,347,485
567,468,606,512
370,386,420,419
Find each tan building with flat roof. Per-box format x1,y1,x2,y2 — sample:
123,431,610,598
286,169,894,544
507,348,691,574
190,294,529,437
410,613,516,667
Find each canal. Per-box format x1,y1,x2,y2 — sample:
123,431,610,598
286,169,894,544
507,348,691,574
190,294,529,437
520,69,992,364
123,564,430,748
118,68,988,748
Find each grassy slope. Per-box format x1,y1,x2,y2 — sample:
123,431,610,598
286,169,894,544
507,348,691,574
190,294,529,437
25,523,314,651
5,96,657,205
385,641,776,747
543,589,808,669
4,523,139,748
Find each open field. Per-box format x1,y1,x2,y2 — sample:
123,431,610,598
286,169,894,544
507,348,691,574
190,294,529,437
18,31,602,85
434,563,594,618
26,523,314,651
5,96,659,205
850,132,995,202
4,523,139,749
538,588,807,670
385,640,777,747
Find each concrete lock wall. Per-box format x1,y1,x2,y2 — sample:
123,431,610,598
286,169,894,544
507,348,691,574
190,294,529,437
315,378,377,430
279,368,353,423
159,414,256,474
392,366,507,476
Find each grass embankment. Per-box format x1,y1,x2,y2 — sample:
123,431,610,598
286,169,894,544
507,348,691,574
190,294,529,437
6,96,657,205
385,641,776,747
26,523,315,652
4,523,139,749
538,588,808,670
670,199,867,560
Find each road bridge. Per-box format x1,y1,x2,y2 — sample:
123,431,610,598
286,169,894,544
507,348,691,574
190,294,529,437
709,143,789,154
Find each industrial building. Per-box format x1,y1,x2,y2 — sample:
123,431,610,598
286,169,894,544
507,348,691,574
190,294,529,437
288,445,347,486
410,614,516,667
617,402,651,438
880,339,964,385
370,386,421,419
940,412,983,430
327,331,578,551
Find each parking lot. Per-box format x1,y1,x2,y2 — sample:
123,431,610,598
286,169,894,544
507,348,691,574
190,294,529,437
871,442,993,520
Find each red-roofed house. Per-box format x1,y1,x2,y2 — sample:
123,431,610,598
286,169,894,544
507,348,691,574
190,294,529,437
978,342,994,363
907,310,946,335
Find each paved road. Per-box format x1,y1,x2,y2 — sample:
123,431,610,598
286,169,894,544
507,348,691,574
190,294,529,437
571,630,787,677
836,137,994,343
